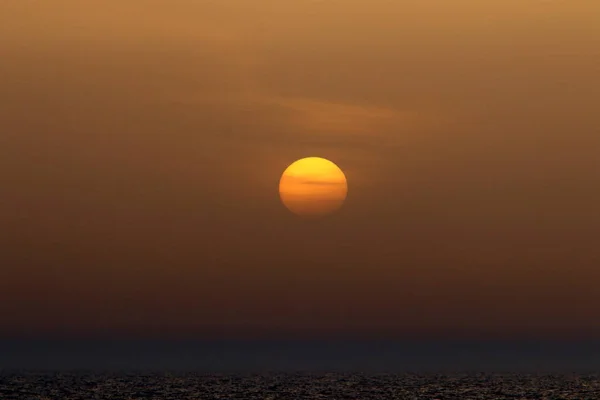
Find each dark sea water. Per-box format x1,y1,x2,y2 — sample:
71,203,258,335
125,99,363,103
1,372,599,399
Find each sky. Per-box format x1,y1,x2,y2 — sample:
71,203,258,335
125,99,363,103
1,1,600,342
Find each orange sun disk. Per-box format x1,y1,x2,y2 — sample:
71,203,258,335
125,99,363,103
279,157,348,217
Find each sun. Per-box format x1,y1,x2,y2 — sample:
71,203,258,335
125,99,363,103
279,157,348,217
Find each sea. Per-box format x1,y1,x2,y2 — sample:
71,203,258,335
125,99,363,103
1,372,599,399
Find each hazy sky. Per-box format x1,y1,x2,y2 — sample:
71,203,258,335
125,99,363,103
1,1,599,339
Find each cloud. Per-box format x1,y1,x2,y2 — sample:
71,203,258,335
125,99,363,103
176,89,445,150
269,97,398,135
284,176,346,186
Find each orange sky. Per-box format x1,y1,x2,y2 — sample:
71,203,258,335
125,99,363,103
1,0,600,339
